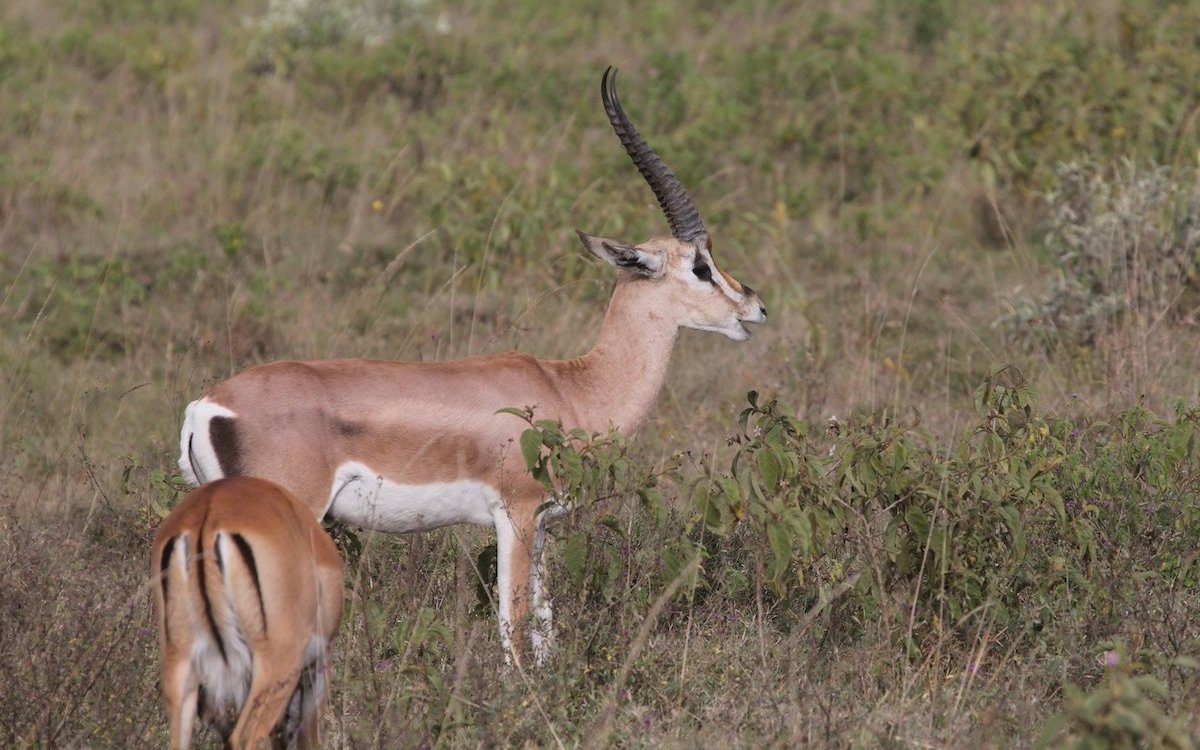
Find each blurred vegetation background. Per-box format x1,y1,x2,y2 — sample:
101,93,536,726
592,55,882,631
2,0,1199,746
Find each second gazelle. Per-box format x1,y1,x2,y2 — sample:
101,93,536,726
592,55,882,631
179,67,766,663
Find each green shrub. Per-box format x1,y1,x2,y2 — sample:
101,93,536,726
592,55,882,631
688,370,1200,653
247,0,445,78
1039,645,1196,750
505,371,1200,743
504,407,686,603
1005,162,1200,351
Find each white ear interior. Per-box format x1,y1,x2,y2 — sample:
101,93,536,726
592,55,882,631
575,231,662,276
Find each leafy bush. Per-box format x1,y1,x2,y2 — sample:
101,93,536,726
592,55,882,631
511,369,1200,657
505,372,1200,743
1039,645,1197,750
694,372,1065,636
1005,162,1200,350
248,0,447,77
688,370,1200,653
503,407,692,602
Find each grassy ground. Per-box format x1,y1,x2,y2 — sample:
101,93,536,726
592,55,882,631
2,0,1200,746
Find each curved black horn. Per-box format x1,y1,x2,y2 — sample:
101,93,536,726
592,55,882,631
601,66,707,244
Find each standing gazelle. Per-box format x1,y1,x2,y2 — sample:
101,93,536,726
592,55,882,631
152,477,343,749
178,67,766,663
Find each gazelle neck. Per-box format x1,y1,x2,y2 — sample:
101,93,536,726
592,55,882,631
552,275,679,436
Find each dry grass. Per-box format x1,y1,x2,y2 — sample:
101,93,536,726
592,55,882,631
3,0,1200,746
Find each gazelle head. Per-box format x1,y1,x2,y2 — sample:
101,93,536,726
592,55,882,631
577,66,767,341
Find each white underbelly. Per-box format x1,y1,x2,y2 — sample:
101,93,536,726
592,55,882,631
325,461,498,532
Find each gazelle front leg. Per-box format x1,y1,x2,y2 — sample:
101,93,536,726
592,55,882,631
493,500,538,665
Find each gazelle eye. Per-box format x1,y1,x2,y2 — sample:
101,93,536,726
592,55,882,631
693,263,712,282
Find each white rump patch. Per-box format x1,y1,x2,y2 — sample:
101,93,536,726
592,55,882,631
178,397,237,486
192,605,253,719
326,461,498,533
183,533,252,718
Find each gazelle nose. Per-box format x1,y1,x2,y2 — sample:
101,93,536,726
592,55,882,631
742,284,766,319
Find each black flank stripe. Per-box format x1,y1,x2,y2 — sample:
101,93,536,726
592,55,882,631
231,533,267,632
159,536,177,644
334,418,366,437
209,416,243,476
196,508,228,663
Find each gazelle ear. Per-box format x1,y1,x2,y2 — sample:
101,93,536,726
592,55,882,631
575,230,663,277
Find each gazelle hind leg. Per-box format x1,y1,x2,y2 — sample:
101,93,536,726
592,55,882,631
162,655,200,750
293,650,331,750
228,661,299,750
295,560,342,749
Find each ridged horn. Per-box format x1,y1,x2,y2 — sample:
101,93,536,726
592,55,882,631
601,66,707,244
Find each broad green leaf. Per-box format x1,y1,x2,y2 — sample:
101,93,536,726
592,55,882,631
716,476,741,504
564,531,588,587
997,504,1026,558
638,486,666,525
559,448,583,485
519,428,542,472
495,406,530,419
793,510,814,558
149,493,172,519
905,504,929,539
757,446,781,490
767,522,792,572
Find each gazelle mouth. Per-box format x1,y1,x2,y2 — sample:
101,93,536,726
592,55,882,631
734,312,766,339
740,304,768,327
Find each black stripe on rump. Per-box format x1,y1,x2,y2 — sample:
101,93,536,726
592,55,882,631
209,416,243,477
214,532,225,573
196,510,228,663
158,536,177,644
231,533,267,632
